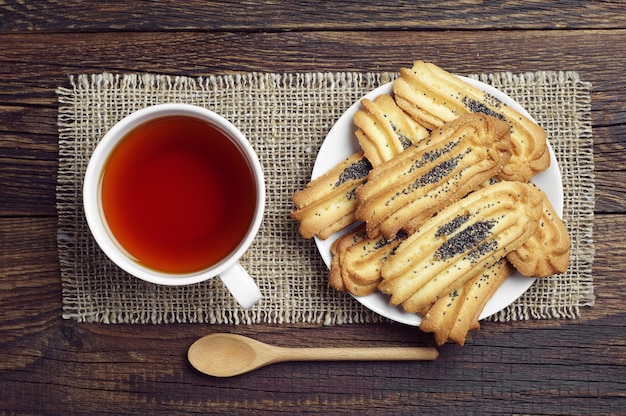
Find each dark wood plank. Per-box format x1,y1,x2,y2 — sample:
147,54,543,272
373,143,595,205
2,0,626,32
0,218,62,343
595,171,626,214
593,125,626,172
0,212,622,415
1,29,624,76
0,131,58,216
0,157,57,216
1,30,624,124
1,317,625,415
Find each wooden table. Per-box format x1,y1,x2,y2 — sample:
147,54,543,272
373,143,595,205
1,1,624,414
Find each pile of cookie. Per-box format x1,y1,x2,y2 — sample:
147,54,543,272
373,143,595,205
291,61,570,345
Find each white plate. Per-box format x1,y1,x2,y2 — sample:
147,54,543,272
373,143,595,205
312,76,563,326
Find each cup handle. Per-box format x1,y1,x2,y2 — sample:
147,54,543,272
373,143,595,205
219,262,262,309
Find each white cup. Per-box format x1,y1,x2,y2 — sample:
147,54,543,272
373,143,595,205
83,104,264,308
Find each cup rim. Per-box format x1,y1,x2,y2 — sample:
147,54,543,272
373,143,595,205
83,103,266,286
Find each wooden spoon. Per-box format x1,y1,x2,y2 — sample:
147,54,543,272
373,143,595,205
188,333,438,377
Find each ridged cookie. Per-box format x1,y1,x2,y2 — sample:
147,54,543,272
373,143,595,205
507,182,570,277
393,60,550,182
420,259,513,346
328,225,406,296
291,152,372,239
355,113,512,240
379,180,543,314
328,226,376,295
354,93,430,166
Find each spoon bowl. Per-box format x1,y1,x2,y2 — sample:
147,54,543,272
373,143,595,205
188,333,438,377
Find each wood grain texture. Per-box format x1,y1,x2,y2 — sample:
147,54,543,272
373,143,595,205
2,0,626,32
1,2,625,414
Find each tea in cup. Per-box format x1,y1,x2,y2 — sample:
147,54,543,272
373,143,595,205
83,104,264,308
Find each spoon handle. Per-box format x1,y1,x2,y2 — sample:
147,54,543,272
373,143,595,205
277,346,438,362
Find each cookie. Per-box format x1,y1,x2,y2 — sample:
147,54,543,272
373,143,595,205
291,152,372,239
379,180,543,314
507,182,570,277
420,259,513,346
393,60,550,182
355,113,512,240
354,93,430,166
328,225,406,296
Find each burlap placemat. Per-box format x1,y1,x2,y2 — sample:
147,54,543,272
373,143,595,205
56,70,595,324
